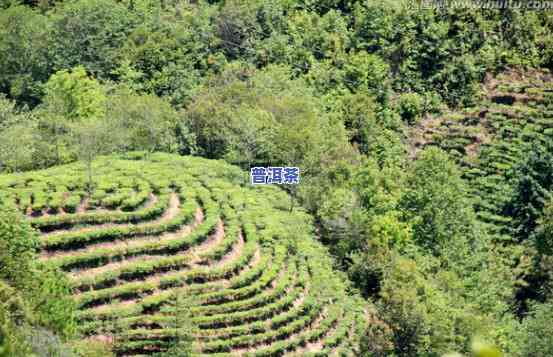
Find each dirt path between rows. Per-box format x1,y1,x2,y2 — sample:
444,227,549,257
65,208,204,280
44,206,202,265
284,308,339,355
230,288,310,356
41,193,179,242
81,238,258,315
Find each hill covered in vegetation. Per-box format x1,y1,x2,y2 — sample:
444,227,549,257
409,68,553,316
410,68,553,238
1,0,553,355
0,153,367,356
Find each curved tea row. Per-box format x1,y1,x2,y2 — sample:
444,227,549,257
410,70,553,240
0,153,366,356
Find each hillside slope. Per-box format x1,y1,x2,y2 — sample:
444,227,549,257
409,68,553,239
0,153,367,356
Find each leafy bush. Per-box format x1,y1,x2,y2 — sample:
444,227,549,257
0,206,79,354
517,301,553,357
397,92,424,125
0,207,39,286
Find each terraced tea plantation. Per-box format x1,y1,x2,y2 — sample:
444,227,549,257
0,153,366,356
410,69,553,239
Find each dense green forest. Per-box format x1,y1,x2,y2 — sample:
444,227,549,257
1,0,553,356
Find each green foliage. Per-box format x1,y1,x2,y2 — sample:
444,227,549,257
43,66,106,122
0,206,78,355
343,51,390,101
0,119,37,173
0,6,50,106
159,290,195,357
30,267,77,338
444,339,503,357
351,1,553,105
503,145,553,241
182,64,351,171
535,200,553,256
0,281,34,357
517,301,553,357
0,207,39,287
259,7,351,75
471,340,503,357
214,0,263,61
0,1,552,355
48,0,138,78
0,153,366,355
107,90,179,153
345,144,522,356
71,339,115,357
376,256,487,355
397,92,424,124
400,147,474,252
332,92,406,165
119,2,214,106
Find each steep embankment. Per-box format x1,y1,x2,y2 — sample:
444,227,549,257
0,153,367,356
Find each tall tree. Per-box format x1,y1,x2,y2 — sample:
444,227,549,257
504,145,553,241
400,147,475,252
0,6,51,106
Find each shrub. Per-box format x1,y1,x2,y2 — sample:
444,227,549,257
397,92,423,125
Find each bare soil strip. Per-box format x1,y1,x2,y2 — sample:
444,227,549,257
195,267,292,340
195,229,243,268
230,289,311,356
42,206,203,261
81,241,260,314
66,208,205,279
76,197,90,214
68,254,175,281
284,309,340,355
41,193,179,239
215,232,245,267
187,219,225,264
